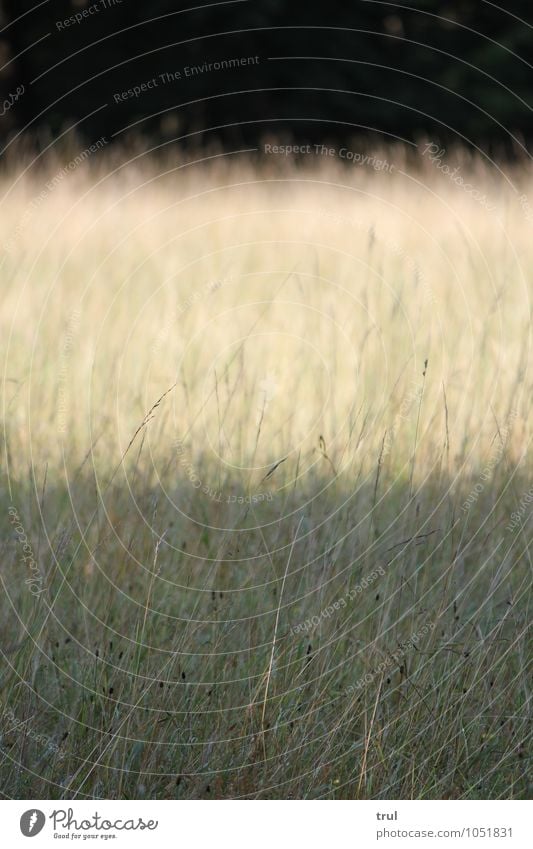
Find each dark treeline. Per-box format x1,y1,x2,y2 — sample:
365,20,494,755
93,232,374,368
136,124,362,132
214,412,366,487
0,0,532,154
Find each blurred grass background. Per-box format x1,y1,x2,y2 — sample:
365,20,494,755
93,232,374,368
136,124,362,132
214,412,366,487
0,150,531,798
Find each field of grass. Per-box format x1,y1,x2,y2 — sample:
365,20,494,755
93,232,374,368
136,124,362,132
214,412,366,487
0,146,531,799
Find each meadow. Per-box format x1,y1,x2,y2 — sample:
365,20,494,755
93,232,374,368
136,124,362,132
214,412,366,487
0,144,531,799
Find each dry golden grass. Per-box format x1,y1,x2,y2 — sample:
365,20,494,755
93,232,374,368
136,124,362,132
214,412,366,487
0,147,531,799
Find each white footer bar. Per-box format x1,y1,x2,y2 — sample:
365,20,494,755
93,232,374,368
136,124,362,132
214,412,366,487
2,799,529,848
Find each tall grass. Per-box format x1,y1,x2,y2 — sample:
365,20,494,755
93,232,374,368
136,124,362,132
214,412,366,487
0,148,531,798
